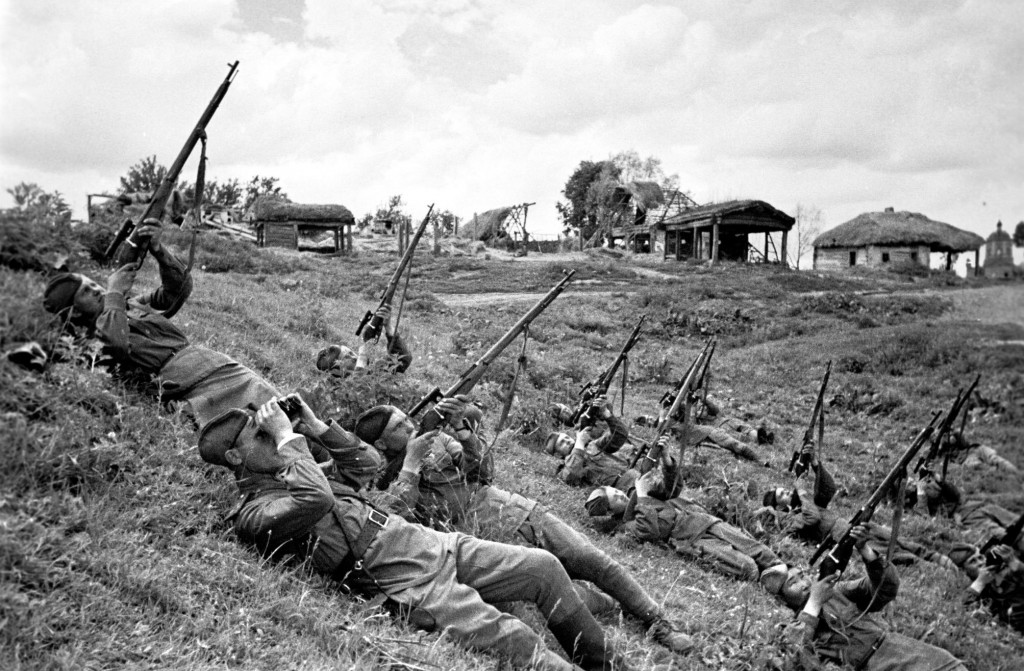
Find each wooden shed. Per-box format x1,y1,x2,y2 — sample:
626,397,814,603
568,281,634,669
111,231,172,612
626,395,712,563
613,199,794,265
253,198,354,253
812,208,983,272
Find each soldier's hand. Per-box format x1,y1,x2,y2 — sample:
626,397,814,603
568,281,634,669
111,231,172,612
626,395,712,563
434,396,467,425
133,222,163,253
405,429,439,469
850,524,870,548
107,262,140,295
635,466,664,499
592,395,612,419
286,393,328,436
256,398,293,444
808,574,838,605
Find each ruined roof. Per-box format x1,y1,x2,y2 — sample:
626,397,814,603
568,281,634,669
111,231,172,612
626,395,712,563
622,181,665,211
660,199,795,229
459,206,513,241
814,209,983,253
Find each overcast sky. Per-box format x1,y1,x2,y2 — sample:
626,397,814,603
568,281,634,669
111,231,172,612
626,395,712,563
2,0,1021,240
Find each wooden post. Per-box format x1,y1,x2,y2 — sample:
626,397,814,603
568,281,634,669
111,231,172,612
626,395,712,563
398,220,405,255
292,223,299,249
692,226,698,260
781,229,789,268
711,218,720,265
974,249,980,276
945,251,952,271
346,223,353,255
432,212,440,255
764,233,770,263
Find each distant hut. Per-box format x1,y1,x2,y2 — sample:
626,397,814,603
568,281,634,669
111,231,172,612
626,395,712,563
253,197,354,253
983,220,1014,279
813,207,983,272
615,198,795,264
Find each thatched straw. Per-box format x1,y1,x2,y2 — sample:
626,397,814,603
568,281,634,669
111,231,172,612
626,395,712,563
814,210,983,253
459,207,512,241
253,197,354,224
624,181,665,211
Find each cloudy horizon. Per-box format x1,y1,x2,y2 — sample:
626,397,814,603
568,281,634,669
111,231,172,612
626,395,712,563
2,0,1022,244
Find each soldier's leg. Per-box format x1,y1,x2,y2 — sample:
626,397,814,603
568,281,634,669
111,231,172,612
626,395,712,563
704,521,781,575
519,506,662,623
685,535,759,581
395,551,577,671
453,534,618,671
704,427,762,463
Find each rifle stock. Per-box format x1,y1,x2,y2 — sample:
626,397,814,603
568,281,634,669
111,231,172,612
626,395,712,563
811,411,942,578
789,361,832,478
408,270,576,434
571,315,646,427
357,204,434,341
105,60,239,265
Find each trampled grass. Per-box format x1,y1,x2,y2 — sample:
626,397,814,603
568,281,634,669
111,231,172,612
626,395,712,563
2,224,1022,670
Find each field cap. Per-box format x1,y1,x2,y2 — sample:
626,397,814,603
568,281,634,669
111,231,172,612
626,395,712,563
198,408,251,466
43,273,83,313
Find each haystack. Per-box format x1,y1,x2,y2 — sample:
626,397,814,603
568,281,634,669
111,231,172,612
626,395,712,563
460,207,512,242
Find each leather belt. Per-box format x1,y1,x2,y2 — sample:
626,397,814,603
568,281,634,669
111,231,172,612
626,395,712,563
333,506,390,589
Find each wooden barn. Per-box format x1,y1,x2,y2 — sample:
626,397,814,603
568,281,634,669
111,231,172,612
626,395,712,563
812,208,983,272
611,199,795,265
253,198,354,253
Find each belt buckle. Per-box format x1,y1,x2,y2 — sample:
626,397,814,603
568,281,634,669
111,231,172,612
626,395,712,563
368,508,389,529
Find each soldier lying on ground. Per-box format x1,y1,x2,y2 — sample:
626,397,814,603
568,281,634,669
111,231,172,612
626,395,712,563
948,543,1024,634
767,525,968,671
314,305,412,379
353,399,694,656
199,395,628,671
589,452,789,589
41,222,278,427
546,397,639,491
941,431,1020,473
633,395,765,466
916,472,1021,544
759,453,955,569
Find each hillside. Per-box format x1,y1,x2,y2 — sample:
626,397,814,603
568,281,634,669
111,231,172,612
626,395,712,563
2,226,1023,671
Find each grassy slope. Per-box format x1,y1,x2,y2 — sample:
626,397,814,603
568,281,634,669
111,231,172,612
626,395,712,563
2,231,1023,670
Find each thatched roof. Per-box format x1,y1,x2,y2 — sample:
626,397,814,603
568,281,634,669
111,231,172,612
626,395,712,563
459,207,512,241
253,196,354,224
623,181,665,211
814,209,983,253
660,199,795,230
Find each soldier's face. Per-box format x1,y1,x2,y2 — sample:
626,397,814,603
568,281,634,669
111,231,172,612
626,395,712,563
779,568,811,608
73,275,106,321
551,432,574,457
773,487,795,512
963,552,985,580
227,418,290,474
380,411,416,456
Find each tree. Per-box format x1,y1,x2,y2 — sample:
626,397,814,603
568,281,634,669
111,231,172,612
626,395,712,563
243,176,287,211
610,149,680,192
556,160,613,239
1013,221,1024,247
179,178,244,209
6,182,71,221
119,155,166,194
433,209,460,236
791,203,825,269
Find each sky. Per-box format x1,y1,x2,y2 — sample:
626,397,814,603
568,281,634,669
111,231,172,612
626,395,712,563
2,0,1022,245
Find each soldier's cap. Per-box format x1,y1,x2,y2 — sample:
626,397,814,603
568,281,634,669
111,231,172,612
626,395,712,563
354,405,399,445
548,402,573,426
544,431,571,455
315,345,357,377
6,341,47,373
198,408,252,467
585,486,628,517
43,273,83,314
946,542,980,568
759,563,790,595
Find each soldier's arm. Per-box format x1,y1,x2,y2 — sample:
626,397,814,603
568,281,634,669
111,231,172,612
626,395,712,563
812,461,838,508
385,332,413,373
234,436,335,545
307,420,382,490
838,536,900,612
630,497,676,542
593,412,629,454
134,228,193,312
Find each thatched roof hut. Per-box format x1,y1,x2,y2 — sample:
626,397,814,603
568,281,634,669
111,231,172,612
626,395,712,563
252,196,355,253
253,198,354,224
617,181,665,211
814,209,982,253
460,207,512,242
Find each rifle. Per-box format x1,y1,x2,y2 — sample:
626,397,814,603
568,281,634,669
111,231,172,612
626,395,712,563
105,60,240,265
811,411,942,579
627,339,714,472
789,361,832,478
570,315,646,427
914,374,980,477
980,511,1024,568
356,204,434,342
408,270,576,434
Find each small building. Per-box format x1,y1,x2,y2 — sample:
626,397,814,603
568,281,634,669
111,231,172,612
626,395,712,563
812,208,983,272
253,197,354,253
612,198,795,265
983,220,1014,279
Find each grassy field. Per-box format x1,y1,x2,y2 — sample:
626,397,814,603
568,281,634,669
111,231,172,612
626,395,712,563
2,226,1023,670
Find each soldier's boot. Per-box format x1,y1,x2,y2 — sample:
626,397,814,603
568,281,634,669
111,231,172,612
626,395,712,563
647,618,694,656
548,614,629,671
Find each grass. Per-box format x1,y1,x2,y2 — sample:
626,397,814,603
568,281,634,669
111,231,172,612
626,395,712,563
2,217,1023,669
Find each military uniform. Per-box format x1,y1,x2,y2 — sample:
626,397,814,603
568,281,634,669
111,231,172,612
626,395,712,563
559,413,638,490
386,426,670,628
631,491,782,581
230,422,617,671
80,245,278,427
784,558,966,670
922,478,1019,543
